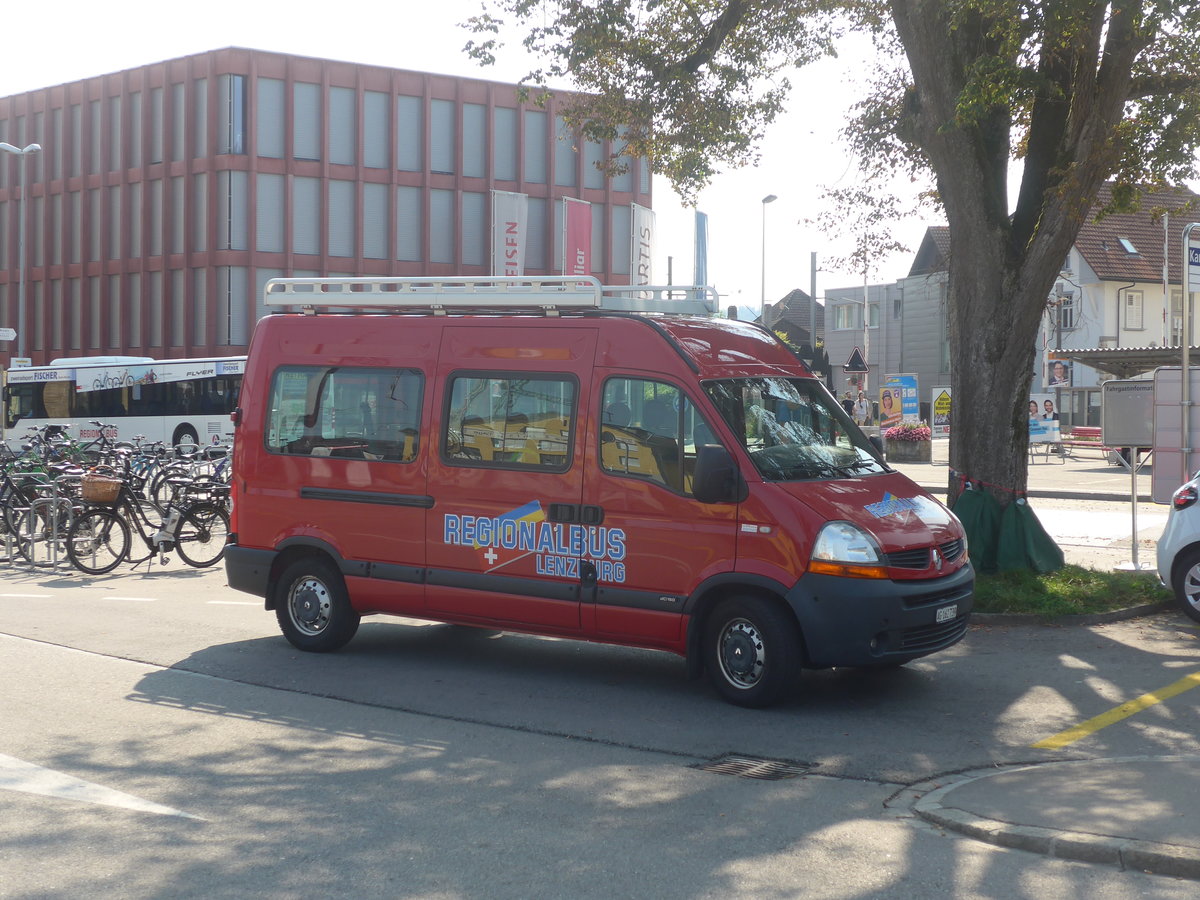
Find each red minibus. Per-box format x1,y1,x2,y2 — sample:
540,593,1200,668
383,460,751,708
226,277,972,706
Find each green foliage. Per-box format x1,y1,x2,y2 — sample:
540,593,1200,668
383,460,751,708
973,565,1169,618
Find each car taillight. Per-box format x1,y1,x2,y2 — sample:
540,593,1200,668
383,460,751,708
1173,484,1198,510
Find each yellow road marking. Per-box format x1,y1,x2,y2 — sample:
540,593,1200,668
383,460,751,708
1032,670,1200,750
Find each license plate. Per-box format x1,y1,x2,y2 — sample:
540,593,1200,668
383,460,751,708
936,605,957,623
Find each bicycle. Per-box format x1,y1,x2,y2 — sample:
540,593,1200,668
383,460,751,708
66,471,230,574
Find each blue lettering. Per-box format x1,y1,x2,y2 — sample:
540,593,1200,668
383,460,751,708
536,525,556,554
476,518,493,546
443,516,461,544
607,528,627,561
461,516,477,545
518,519,537,550
587,526,607,559
501,520,519,550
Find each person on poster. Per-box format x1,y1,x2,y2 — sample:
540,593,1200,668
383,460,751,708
1042,399,1059,420
1028,400,1039,423
1049,360,1071,386
880,389,901,428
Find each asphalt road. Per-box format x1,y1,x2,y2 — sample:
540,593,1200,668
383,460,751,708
2,520,1199,898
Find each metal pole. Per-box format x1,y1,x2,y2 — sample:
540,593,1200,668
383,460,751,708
1184,222,1197,487
17,151,29,359
0,142,42,360
760,194,776,315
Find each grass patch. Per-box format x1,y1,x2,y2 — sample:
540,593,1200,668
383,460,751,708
973,564,1171,618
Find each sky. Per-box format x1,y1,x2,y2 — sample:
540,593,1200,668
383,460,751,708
3,0,940,307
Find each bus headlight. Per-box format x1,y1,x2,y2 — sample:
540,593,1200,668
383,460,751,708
808,521,887,579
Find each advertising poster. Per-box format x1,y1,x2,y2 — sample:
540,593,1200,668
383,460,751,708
931,387,952,437
631,203,655,285
1047,358,1072,387
1028,392,1062,443
881,374,919,428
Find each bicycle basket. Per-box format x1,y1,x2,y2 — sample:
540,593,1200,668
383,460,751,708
80,474,123,504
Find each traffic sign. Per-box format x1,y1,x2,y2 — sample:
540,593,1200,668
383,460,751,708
0,327,15,341
842,347,868,373
1189,237,1200,293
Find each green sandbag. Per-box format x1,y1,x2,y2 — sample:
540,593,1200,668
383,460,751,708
951,487,1001,574
995,497,1065,574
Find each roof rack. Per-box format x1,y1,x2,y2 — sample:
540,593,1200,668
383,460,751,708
263,276,718,316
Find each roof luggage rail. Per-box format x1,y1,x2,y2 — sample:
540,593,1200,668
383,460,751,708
263,276,718,316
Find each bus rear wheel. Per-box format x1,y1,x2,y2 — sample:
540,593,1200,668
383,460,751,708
273,557,360,652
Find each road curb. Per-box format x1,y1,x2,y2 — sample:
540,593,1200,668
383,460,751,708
903,758,1200,880
971,600,1174,627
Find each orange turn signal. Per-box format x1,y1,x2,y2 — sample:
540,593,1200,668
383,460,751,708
808,559,889,579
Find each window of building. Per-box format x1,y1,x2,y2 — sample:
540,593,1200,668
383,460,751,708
554,116,577,188
267,366,424,463
108,274,121,350
524,109,547,184
89,278,101,349
444,373,575,471
51,280,63,352
463,103,485,178
150,87,163,165
292,176,321,256
171,269,186,346
1124,289,1144,330
170,83,185,163
129,93,142,168
396,95,423,172
256,77,285,158
256,173,285,253
493,107,517,181
216,171,248,252
193,78,207,158
70,103,82,177
363,182,388,260
52,107,64,180
363,90,389,168
90,100,103,173
128,272,142,347
328,180,355,257
193,269,206,342
430,99,455,174
461,191,485,266
108,96,122,173
430,188,454,264
51,194,63,265
170,176,185,255
193,173,207,253
600,377,711,496
293,82,321,160
150,179,163,257
329,86,356,166
90,187,103,261
149,270,164,347
1057,288,1076,331
591,203,604,275
584,136,604,189
1171,289,1190,345
609,135,633,192
396,185,422,261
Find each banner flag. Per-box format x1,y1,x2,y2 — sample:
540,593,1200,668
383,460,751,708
562,197,592,277
631,203,656,285
491,191,528,277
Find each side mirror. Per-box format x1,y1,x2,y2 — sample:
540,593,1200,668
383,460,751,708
692,444,748,504
868,434,886,460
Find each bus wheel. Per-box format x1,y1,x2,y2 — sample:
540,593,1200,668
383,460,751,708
172,425,199,450
704,596,801,708
273,557,360,652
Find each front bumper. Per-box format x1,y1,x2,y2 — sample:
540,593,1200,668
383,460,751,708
786,563,974,668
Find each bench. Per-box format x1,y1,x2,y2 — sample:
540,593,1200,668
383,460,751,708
1058,426,1145,464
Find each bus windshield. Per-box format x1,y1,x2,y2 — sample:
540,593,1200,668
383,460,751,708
703,377,888,481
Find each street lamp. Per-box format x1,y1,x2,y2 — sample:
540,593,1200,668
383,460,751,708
0,141,41,360
760,194,777,315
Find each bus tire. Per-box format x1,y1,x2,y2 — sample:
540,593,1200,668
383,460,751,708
273,557,360,652
173,425,199,450
704,596,801,708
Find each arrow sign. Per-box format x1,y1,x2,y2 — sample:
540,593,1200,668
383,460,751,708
0,327,15,341
842,347,868,373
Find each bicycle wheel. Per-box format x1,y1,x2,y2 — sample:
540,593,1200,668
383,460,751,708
67,508,130,574
173,501,230,567
15,497,75,565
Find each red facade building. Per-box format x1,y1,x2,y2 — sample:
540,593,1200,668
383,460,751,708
0,48,652,366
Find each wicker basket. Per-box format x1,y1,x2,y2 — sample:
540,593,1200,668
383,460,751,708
80,474,123,504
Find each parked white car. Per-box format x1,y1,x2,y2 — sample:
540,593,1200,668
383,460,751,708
1156,474,1200,623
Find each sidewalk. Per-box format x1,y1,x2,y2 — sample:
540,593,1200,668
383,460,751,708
894,756,1200,879
885,450,1154,503
884,449,1200,879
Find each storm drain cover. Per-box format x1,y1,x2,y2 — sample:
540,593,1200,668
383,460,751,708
691,755,811,780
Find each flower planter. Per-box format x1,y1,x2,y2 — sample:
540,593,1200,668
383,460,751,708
885,439,932,463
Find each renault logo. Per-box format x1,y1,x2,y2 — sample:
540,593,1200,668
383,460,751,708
931,548,944,572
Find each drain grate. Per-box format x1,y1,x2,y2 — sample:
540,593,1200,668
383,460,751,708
691,754,811,781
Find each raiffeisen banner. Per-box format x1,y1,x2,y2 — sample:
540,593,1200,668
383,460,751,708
491,190,528,277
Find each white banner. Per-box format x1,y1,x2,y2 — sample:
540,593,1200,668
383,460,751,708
631,203,655,285
491,191,528,277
